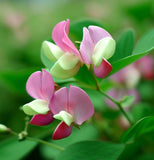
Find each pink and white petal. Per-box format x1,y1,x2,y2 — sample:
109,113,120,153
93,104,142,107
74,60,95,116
52,121,73,140
52,19,81,58
94,58,112,78
30,112,54,126
68,86,94,125
49,87,69,115
88,26,112,44
26,70,54,101
80,27,94,64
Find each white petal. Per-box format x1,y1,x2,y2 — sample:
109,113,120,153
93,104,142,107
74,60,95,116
23,99,49,115
53,111,74,126
92,37,116,67
50,60,80,79
58,53,79,70
42,41,64,62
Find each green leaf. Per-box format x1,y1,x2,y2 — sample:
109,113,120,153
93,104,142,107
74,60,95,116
109,29,154,76
109,51,150,76
130,103,154,122
0,138,37,160
41,124,99,159
121,95,135,108
109,30,135,63
74,65,95,86
133,29,154,54
0,68,39,94
122,116,154,143
56,141,125,160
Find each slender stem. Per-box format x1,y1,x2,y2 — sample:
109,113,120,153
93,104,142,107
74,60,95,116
24,116,30,133
90,65,99,90
26,137,65,151
9,129,64,151
98,88,133,125
89,65,133,125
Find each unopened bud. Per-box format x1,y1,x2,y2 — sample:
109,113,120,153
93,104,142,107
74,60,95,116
0,124,8,133
18,131,28,141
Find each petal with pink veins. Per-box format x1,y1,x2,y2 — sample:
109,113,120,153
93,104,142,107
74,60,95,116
68,86,94,125
30,112,54,126
94,58,112,78
52,19,81,58
52,121,73,140
80,27,94,64
26,69,54,101
88,26,112,44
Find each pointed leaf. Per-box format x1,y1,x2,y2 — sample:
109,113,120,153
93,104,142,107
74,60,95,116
108,29,154,76
122,116,154,143
133,29,154,54
121,95,135,108
109,30,135,63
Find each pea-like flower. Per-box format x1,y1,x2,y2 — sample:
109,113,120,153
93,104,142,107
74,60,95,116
23,69,54,126
80,26,116,78
49,85,94,140
42,19,82,79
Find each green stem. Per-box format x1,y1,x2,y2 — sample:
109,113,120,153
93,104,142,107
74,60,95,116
98,88,133,125
90,65,133,125
26,137,65,151
9,129,64,151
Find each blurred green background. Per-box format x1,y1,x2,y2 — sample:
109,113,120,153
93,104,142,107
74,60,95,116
0,0,154,160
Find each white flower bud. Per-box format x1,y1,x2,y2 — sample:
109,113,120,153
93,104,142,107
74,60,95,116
0,124,8,133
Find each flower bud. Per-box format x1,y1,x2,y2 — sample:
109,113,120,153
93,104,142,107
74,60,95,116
0,124,8,133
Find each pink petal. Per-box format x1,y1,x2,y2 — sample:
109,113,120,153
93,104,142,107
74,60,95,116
26,69,54,101
88,26,112,44
52,19,81,59
49,87,69,115
80,27,94,64
94,58,112,78
68,85,94,125
30,112,54,126
52,121,73,140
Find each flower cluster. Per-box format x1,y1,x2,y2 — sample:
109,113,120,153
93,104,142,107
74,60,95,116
42,19,115,79
23,70,94,140
23,19,115,140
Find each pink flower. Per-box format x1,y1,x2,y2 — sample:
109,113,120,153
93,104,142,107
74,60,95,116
80,26,116,78
111,64,141,88
111,55,154,88
135,55,154,80
23,69,54,126
42,19,82,79
49,85,94,140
